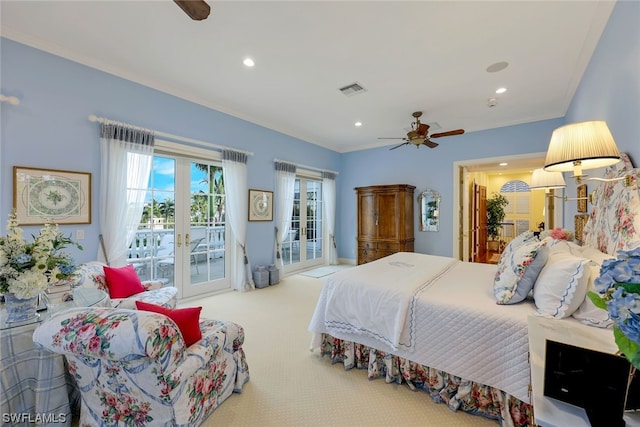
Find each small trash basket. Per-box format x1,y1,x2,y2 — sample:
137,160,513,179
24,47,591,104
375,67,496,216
253,265,269,289
268,264,279,285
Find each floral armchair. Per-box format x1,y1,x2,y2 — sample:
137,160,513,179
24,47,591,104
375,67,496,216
75,261,178,309
33,307,250,427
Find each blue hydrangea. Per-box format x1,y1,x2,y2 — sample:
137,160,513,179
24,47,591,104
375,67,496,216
58,264,77,275
14,253,32,266
609,287,640,345
597,248,640,347
595,247,640,293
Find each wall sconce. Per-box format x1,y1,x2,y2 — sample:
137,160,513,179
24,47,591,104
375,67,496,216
543,121,633,186
530,168,594,205
530,168,566,193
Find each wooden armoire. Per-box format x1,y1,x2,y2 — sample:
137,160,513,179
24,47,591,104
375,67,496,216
356,184,415,264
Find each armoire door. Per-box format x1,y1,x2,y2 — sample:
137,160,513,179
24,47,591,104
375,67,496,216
376,191,399,239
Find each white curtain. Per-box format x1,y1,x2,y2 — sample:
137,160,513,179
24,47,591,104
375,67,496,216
99,123,154,267
274,162,297,270
222,150,255,292
322,172,338,265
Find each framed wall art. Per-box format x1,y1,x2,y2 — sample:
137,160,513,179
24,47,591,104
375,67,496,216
574,214,590,243
248,189,273,221
577,184,588,213
13,166,91,225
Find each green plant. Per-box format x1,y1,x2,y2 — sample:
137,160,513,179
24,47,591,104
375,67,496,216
486,193,509,241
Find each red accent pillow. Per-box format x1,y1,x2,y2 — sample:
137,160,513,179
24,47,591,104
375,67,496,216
103,264,146,299
135,301,203,347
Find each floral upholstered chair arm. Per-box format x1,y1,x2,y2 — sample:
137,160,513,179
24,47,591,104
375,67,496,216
74,261,178,309
142,280,164,291
33,307,187,368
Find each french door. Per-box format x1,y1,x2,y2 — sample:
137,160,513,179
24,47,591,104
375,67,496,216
282,177,324,272
128,155,228,299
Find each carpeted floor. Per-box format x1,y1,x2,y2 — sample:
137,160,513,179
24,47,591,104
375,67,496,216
188,273,497,427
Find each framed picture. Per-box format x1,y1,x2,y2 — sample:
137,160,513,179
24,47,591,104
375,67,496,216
248,189,273,221
574,214,590,243
13,166,91,225
577,184,588,213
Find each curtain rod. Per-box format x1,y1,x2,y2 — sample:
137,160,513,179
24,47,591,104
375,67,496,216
88,114,253,156
273,158,338,175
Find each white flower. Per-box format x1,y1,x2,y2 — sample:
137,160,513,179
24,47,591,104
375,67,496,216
0,248,7,267
9,269,48,299
0,211,81,299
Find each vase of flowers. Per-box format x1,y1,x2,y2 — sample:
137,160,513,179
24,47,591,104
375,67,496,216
588,247,640,369
0,211,82,322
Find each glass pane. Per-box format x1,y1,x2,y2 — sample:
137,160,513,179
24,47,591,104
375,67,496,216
190,162,225,284
129,156,176,285
306,180,322,261
285,179,302,265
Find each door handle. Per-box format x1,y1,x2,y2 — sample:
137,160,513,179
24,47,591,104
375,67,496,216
185,233,191,246
176,234,182,248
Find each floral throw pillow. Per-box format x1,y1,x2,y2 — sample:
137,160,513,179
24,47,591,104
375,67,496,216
494,237,550,304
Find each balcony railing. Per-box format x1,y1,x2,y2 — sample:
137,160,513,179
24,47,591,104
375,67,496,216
127,225,225,282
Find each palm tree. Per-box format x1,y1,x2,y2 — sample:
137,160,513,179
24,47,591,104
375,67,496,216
194,164,224,224
158,198,175,226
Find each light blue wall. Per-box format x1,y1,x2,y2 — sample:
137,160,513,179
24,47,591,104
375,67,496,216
339,0,640,260
338,118,563,259
1,0,638,266
0,38,340,266
561,0,640,223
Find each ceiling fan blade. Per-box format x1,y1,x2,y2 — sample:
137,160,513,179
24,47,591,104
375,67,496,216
430,129,465,138
174,0,211,20
377,137,405,140
389,142,409,150
422,139,439,149
416,123,430,136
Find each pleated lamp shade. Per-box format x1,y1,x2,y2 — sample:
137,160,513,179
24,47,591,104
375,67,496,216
530,168,566,190
544,121,621,174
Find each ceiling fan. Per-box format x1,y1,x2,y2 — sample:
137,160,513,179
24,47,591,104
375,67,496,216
379,111,465,150
174,0,211,21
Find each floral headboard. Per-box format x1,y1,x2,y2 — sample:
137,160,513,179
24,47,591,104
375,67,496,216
582,153,640,255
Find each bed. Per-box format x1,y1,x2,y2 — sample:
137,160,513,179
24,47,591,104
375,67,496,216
309,156,640,427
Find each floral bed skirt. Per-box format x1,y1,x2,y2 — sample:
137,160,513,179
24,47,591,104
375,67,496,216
319,334,533,427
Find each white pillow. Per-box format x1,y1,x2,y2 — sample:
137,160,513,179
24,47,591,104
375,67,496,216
580,245,615,265
494,237,549,305
571,264,613,327
533,245,589,318
571,246,615,327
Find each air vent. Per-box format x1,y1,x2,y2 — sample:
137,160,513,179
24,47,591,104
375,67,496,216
339,82,367,97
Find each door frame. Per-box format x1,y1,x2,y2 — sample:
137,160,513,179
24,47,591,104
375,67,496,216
452,152,556,261
282,173,325,274
154,140,230,297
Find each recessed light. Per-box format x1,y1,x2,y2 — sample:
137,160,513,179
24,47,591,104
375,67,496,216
354,122,362,127
243,58,255,67
496,87,507,94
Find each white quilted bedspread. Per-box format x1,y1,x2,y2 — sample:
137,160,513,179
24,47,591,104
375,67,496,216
312,252,457,350
309,253,536,403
